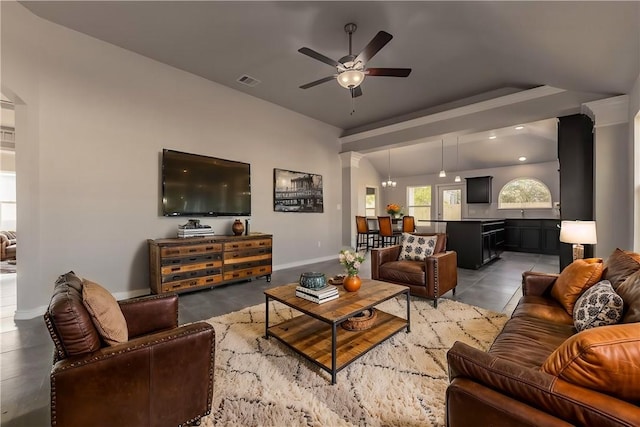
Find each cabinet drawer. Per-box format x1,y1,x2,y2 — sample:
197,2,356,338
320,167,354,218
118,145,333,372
223,265,272,281
161,274,222,293
161,260,222,275
223,239,271,251
224,248,271,264
160,243,223,258
161,253,222,267
162,267,222,283
224,259,271,271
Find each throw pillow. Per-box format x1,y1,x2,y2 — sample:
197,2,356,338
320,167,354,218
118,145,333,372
81,279,128,346
616,269,640,323
603,248,640,289
573,280,623,331
541,323,640,401
550,258,604,316
398,233,437,261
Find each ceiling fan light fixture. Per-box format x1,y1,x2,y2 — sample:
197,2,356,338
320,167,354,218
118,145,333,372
337,69,365,89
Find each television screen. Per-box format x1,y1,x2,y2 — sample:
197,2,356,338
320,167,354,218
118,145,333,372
162,149,251,216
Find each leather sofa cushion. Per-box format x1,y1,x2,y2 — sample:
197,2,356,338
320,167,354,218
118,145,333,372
551,258,604,316
48,274,101,356
511,295,574,326
82,279,128,345
616,269,640,323
379,260,424,286
489,316,575,368
542,323,640,401
602,248,640,289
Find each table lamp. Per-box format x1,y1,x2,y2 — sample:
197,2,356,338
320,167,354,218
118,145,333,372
559,220,597,261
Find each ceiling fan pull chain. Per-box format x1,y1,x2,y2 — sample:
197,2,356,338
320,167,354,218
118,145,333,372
350,91,355,115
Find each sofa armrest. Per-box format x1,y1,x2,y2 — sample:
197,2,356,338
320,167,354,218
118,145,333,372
51,322,215,426
426,251,457,295
522,271,559,297
371,246,402,279
119,293,178,338
447,341,640,426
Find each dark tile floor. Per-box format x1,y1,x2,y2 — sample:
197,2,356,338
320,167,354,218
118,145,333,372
0,251,558,426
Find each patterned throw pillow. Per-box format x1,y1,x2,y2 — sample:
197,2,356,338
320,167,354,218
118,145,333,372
573,280,623,331
398,233,437,261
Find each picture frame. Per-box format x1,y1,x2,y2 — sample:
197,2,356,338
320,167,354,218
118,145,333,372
273,168,323,213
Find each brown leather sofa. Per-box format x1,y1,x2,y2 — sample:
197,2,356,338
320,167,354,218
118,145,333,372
371,233,457,307
0,230,16,260
44,273,215,427
446,270,640,427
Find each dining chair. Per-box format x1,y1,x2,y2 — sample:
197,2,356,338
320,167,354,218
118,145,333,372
355,216,379,251
377,216,401,247
402,215,416,233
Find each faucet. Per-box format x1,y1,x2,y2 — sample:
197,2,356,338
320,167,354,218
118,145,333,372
520,209,525,218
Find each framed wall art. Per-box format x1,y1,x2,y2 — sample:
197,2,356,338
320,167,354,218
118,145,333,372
273,168,323,213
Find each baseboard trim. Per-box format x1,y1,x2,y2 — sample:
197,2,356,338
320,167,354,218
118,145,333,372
14,305,48,320
13,258,338,320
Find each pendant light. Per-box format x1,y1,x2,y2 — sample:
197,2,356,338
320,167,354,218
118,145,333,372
381,149,397,188
438,139,446,178
454,137,461,182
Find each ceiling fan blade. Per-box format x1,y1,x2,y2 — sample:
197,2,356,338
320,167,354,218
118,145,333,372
298,47,341,68
299,75,336,89
351,86,363,98
366,68,412,77
354,31,393,65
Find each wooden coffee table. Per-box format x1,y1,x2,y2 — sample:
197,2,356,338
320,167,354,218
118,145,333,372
264,279,410,384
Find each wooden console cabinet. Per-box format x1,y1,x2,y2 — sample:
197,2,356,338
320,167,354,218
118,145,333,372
148,234,272,294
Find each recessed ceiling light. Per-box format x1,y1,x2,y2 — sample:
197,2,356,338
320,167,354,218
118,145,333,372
515,126,524,130
518,156,527,162
489,135,496,140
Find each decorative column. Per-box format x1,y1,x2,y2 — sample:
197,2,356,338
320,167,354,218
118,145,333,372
339,151,364,249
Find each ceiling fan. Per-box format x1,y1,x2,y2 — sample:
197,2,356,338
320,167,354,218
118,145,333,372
298,23,412,98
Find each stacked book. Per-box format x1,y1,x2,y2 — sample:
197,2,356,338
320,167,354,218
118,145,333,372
177,225,214,238
295,285,339,304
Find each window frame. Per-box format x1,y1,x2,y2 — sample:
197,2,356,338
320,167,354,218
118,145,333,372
497,177,553,210
406,185,432,221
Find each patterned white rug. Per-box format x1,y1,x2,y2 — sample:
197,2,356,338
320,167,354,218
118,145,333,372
201,297,507,427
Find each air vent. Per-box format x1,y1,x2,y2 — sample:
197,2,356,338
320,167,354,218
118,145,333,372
236,74,261,87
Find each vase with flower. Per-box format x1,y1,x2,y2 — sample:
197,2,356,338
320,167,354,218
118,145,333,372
386,203,403,219
338,249,366,292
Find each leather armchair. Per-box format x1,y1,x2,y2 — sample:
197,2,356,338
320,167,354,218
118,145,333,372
371,233,457,307
44,277,215,427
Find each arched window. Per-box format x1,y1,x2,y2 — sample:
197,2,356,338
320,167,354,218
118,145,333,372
498,178,552,209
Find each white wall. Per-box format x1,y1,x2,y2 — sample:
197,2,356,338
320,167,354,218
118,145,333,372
377,161,560,220
2,3,342,318
632,73,640,251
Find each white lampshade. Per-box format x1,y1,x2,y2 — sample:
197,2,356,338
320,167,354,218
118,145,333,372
559,221,597,244
337,70,365,89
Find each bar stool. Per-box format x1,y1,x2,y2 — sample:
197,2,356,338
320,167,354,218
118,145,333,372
355,216,379,251
402,215,416,233
377,216,401,247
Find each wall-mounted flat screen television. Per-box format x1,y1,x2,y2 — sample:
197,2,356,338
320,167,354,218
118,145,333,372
162,149,251,217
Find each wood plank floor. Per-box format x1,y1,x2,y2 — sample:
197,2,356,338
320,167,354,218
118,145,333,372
0,250,558,426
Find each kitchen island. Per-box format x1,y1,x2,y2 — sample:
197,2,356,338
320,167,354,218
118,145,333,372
445,220,505,269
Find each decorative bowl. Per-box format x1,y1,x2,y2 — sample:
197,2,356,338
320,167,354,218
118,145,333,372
299,272,327,290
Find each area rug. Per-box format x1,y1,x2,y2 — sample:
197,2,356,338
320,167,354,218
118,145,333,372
201,297,507,427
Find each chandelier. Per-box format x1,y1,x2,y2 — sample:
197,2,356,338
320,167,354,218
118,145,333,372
381,149,396,188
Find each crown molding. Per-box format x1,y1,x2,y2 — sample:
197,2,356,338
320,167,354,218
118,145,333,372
339,85,565,144
582,95,629,127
